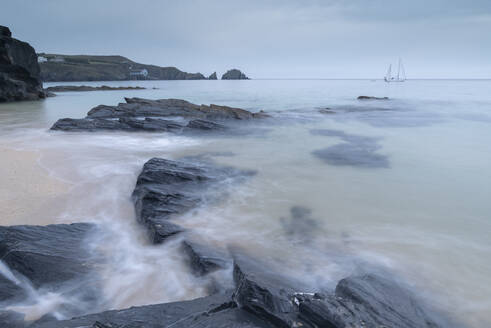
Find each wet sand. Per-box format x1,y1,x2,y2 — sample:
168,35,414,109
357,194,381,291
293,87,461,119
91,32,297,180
0,147,70,226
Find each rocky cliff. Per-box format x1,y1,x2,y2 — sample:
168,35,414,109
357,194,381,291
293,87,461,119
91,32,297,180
38,53,207,82
0,26,45,102
221,69,249,80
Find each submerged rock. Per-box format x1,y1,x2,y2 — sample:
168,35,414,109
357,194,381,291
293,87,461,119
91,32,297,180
0,25,45,102
222,69,249,80
357,95,389,100
51,97,266,133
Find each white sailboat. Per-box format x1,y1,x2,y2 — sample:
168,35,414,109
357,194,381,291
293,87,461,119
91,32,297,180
384,58,406,82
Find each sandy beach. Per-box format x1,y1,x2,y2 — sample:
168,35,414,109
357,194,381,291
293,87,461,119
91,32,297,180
0,147,69,226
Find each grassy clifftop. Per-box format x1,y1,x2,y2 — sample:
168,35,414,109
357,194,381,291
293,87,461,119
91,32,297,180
38,53,206,81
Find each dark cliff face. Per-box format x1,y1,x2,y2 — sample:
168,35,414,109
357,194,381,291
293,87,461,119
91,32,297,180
221,69,249,80
0,25,44,102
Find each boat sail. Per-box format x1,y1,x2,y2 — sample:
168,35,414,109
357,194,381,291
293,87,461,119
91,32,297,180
384,58,406,82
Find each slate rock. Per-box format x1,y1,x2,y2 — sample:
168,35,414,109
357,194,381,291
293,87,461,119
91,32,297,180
0,25,45,102
182,240,230,276
31,292,272,328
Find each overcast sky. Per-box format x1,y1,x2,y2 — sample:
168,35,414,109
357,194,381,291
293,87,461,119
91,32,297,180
2,0,491,78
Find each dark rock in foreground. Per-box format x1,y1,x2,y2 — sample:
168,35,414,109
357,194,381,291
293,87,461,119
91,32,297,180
0,223,97,294
31,292,272,328
51,97,267,133
357,95,389,100
0,25,45,102
31,252,449,328
132,157,253,244
299,274,445,328
0,223,102,321
222,69,249,80
45,85,145,92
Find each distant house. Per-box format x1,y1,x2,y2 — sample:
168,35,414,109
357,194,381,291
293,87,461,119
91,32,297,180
37,56,47,63
129,68,148,79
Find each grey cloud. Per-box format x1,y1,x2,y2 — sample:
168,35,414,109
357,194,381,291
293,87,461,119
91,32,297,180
1,0,490,78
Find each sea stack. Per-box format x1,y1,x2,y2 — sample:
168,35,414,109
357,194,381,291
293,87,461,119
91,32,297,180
221,69,249,80
0,25,45,102
208,72,217,80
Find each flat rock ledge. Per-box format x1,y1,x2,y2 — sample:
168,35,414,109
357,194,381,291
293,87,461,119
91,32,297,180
45,85,146,92
50,97,268,133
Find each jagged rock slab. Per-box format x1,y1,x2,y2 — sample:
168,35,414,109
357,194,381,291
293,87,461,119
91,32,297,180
0,223,102,324
232,253,312,328
208,72,218,80
298,274,446,328
51,97,267,133
88,98,263,120
132,158,253,244
51,117,185,132
182,240,231,276
0,223,97,293
0,25,45,102
31,292,273,328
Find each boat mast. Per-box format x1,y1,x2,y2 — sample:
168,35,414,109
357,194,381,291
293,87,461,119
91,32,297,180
400,59,406,81
385,64,392,82
397,58,401,81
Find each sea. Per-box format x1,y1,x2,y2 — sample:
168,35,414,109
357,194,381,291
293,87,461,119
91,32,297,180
0,79,490,327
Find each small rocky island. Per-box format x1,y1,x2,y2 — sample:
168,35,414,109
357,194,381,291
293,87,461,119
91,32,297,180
0,26,45,102
221,69,249,80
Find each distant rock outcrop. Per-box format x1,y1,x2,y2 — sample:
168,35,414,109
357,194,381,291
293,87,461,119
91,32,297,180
0,25,45,102
38,53,207,82
208,72,217,80
221,69,249,80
